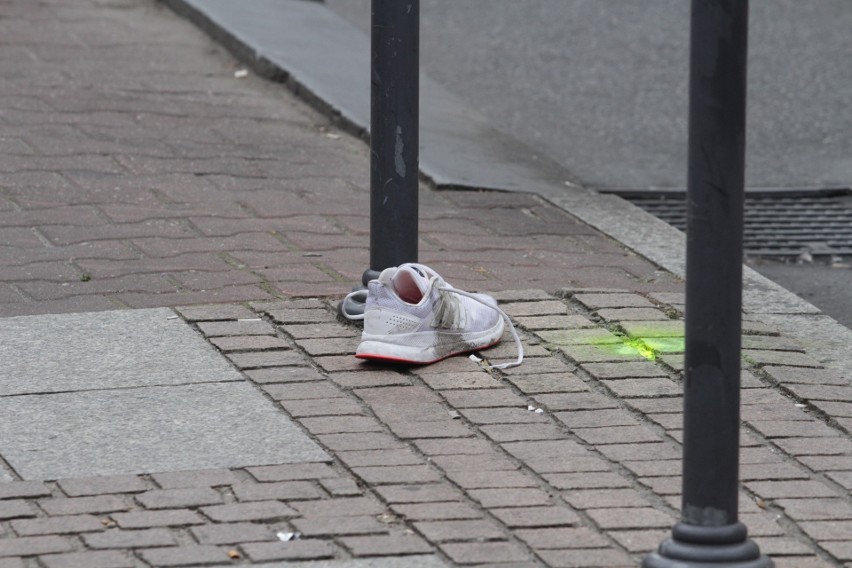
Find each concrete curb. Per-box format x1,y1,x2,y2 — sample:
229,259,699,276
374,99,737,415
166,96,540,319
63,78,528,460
161,0,852,376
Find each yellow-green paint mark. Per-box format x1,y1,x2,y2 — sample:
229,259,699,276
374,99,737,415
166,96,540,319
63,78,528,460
588,336,658,361
641,337,686,354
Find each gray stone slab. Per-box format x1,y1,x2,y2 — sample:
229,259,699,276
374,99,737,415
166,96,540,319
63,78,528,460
0,382,328,480
211,556,449,568
0,308,242,396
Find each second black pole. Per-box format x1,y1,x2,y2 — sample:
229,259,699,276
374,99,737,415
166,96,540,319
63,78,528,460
644,0,772,566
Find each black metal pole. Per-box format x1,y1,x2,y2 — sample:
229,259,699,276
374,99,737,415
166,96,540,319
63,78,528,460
644,1,771,566
368,0,420,278
339,0,419,317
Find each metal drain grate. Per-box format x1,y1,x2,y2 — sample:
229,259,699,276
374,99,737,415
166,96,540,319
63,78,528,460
619,190,852,257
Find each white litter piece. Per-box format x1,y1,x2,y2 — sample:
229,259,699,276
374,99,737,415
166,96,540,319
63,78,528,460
276,532,301,542
166,315,179,320
534,408,544,414
448,410,461,420
234,69,248,78
238,318,261,322
469,354,482,363
527,405,536,411
325,133,341,140
795,403,807,408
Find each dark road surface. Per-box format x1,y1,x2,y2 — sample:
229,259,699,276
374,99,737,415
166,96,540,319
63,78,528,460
325,0,851,328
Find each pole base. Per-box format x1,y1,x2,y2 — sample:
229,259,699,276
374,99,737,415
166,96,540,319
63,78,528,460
643,523,773,568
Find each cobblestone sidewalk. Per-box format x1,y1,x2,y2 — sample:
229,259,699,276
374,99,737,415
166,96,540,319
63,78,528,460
0,0,849,567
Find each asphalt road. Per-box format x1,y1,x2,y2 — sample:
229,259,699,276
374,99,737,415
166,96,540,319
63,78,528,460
325,0,852,328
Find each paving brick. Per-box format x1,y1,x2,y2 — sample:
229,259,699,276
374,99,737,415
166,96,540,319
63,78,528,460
0,482,51,500
516,527,610,549
773,437,852,456
491,506,579,528
774,498,852,520
602,377,682,397
746,480,838,499
200,501,297,523
480,423,566,442
195,319,275,337
151,469,240,489
534,392,620,412
318,433,405,452
799,520,852,541
0,500,35,521
543,472,632,491
241,540,335,562
246,366,325,384
799,455,852,472
514,314,596,330
442,389,527,409
430,453,519,472
502,440,590,461
783,385,852,402
582,361,669,379
506,373,589,394
266,309,337,324
742,349,822,368
39,550,133,568
468,488,552,508
499,357,578,375
440,541,529,564
111,509,205,529
391,502,482,521
231,481,322,502
83,528,178,549
39,495,129,516
281,323,358,339
247,463,337,482
562,488,652,509
328,370,411,388
459,407,550,425
415,519,507,545
419,372,502,390
340,534,433,557
11,514,105,536
175,304,256,322
289,497,384,517
136,487,223,509
208,335,290,352
597,307,670,321
610,528,671,553
414,438,495,456
57,475,147,497
501,300,568,317
226,350,305,369
620,320,684,337
190,522,274,545
574,293,654,310
0,536,74,558
265,382,346,401
299,416,383,435
0,559,24,568
353,465,442,485
572,425,662,445
138,545,228,567
554,409,638,429
446,470,538,490
386,420,474,439
292,515,389,537
764,366,850,386
316,477,361,497
279,397,365,417
537,547,636,567
525,456,612,475
336,448,424,468
374,484,462,504
586,507,674,529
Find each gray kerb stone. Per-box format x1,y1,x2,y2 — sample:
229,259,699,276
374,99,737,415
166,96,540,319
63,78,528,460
0,309,328,480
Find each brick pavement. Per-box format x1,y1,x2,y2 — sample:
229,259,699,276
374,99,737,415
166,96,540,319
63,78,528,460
0,0,850,567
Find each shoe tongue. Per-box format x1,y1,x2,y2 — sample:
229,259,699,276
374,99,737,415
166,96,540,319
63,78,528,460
392,265,430,304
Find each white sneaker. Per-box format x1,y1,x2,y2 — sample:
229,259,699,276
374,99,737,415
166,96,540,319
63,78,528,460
342,263,523,368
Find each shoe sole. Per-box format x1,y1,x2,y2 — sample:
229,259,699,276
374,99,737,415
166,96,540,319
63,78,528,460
355,319,505,365
355,337,502,366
